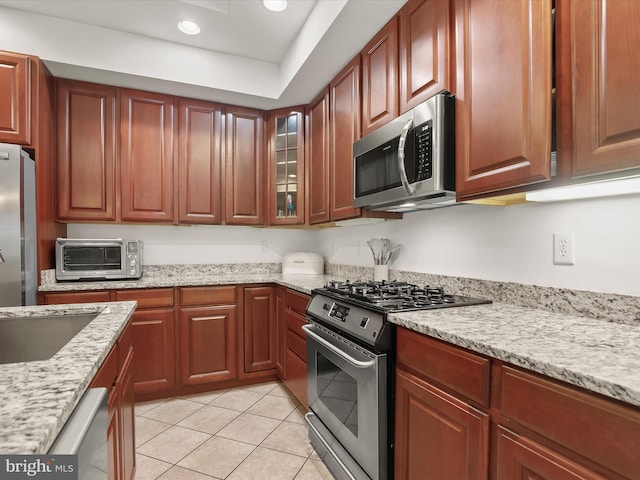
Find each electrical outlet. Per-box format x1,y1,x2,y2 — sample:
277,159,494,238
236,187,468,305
260,240,268,254
553,233,575,265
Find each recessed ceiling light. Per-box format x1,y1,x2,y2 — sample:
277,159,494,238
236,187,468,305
178,20,201,35
263,0,287,12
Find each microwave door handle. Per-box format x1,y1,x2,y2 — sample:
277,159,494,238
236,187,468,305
397,118,416,196
302,325,376,369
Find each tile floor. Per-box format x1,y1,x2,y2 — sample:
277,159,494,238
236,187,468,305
135,381,336,480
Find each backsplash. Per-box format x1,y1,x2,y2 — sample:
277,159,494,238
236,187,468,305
326,264,640,327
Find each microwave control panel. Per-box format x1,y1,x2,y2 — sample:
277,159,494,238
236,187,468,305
415,120,433,181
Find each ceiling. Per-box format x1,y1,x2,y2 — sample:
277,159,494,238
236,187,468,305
0,0,407,109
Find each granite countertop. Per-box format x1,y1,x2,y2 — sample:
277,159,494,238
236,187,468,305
389,303,640,408
0,301,137,454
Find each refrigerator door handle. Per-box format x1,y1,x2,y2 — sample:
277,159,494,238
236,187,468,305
0,249,4,263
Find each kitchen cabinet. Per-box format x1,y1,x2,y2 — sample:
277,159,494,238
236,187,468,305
330,57,362,221
283,289,309,407
361,17,398,136
39,290,111,304
395,327,490,480
267,107,305,225
225,106,265,225
56,79,117,221
91,318,135,480
275,286,286,378
556,0,640,179
306,87,331,225
242,286,277,373
0,51,31,145
115,288,176,396
179,286,238,385
119,88,176,222
398,0,451,114
177,98,223,224
453,0,553,200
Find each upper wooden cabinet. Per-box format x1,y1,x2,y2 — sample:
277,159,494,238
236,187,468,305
120,89,176,222
225,106,265,225
0,51,31,145
267,107,305,225
330,57,362,221
557,0,640,179
362,17,399,136
56,79,117,221
306,88,331,225
454,0,553,200
399,0,451,114
177,98,223,224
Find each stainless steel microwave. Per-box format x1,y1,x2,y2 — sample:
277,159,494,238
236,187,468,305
55,238,143,281
353,92,456,212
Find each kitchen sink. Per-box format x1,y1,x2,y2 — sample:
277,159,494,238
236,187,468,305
0,313,97,365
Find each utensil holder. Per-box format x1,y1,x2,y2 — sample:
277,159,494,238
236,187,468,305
374,265,389,282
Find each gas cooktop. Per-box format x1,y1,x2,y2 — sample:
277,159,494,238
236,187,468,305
316,280,492,313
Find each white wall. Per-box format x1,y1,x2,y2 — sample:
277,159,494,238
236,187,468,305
69,194,640,297
317,195,640,297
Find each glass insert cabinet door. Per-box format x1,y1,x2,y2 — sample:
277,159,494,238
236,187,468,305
268,107,305,225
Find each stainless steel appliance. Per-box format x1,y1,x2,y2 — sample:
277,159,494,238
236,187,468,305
55,238,143,281
0,144,37,307
353,92,455,213
305,280,491,480
49,387,109,479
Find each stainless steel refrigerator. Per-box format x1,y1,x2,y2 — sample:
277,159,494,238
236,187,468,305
0,143,37,307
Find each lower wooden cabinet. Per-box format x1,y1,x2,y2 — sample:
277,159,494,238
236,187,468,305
39,290,111,304
394,368,489,480
243,286,277,373
275,286,286,378
283,289,310,407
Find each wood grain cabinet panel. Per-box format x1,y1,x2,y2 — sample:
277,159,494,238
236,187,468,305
225,106,265,225
399,0,451,114
0,51,30,145
394,368,489,480
306,88,331,225
117,345,136,480
56,79,117,221
557,0,640,178
243,286,276,372
330,57,362,221
275,287,286,379
120,88,175,222
40,290,112,305
178,98,222,224
454,0,553,199
362,17,399,135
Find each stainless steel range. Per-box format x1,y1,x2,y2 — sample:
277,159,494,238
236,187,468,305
304,280,491,480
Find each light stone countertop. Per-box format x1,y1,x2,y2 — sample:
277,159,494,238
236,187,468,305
0,301,137,454
388,303,640,408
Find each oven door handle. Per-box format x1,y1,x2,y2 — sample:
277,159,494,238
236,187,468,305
397,118,415,196
302,325,376,369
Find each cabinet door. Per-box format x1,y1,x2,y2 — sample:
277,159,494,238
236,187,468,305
0,51,30,145
131,308,176,395
178,98,222,224
306,88,331,225
394,368,489,480
243,286,276,372
40,290,112,305
56,79,117,221
106,387,120,480
275,287,286,379
225,106,265,225
117,346,136,480
496,427,606,480
330,57,362,221
179,305,237,385
120,89,175,222
399,0,451,114
267,107,305,225
558,0,640,178
362,17,399,135
454,0,553,199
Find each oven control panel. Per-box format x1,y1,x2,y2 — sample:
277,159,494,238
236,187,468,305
328,303,349,322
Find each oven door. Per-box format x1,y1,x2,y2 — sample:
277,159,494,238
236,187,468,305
304,322,388,480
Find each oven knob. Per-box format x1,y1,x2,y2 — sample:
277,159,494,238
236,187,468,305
322,303,330,311
129,260,136,266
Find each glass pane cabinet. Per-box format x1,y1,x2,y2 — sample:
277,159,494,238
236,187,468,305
268,107,305,225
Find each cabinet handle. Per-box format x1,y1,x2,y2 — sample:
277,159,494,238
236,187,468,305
397,118,415,196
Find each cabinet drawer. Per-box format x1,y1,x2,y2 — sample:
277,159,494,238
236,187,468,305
42,291,111,305
285,348,308,408
91,344,118,388
286,310,307,338
499,366,640,479
117,319,134,368
396,327,491,407
180,286,236,306
287,329,307,362
115,288,174,309
286,290,310,317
